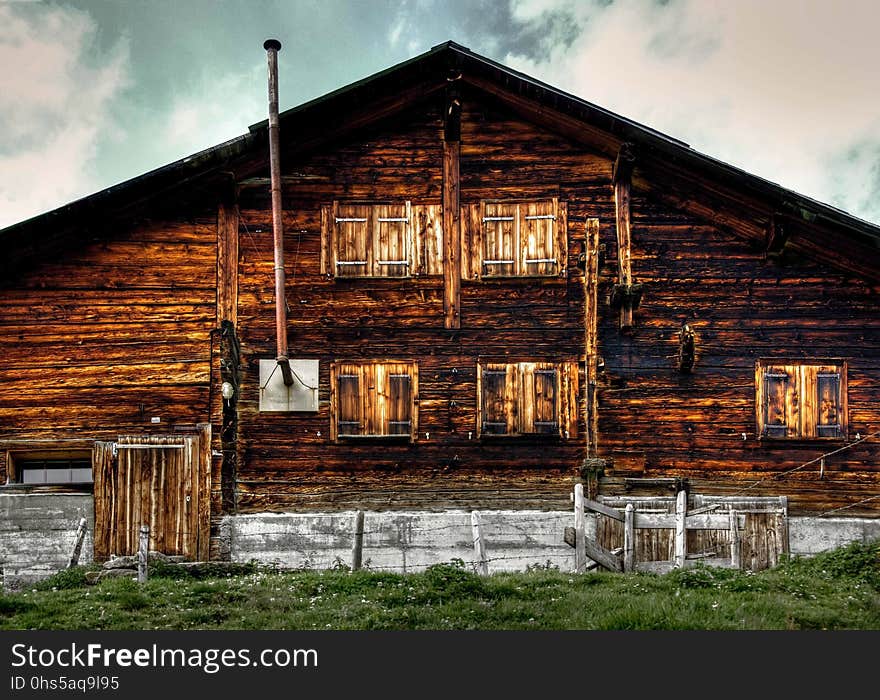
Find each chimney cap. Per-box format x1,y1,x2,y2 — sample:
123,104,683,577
263,38,282,52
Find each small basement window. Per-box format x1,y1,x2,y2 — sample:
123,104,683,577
755,360,847,440
5,450,93,487
477,361,578,438
330,361,419,440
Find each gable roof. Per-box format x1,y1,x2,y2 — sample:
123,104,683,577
3,40,879,277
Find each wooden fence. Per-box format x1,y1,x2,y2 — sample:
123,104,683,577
569,484,789,573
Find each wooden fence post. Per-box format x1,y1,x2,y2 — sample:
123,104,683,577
574,483,587,573
67,517,87,569
728,506,741,569
674,489,687,568
623,503,634,572
471,511,489,576
351,510,365,571
138,525,149,584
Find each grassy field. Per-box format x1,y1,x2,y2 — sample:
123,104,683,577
1,541,877,630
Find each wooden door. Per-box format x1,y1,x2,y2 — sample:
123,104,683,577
93,426,210,561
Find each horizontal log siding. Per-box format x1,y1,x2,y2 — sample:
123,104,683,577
234,95,595,511
0,217,218,483
598,193,880,515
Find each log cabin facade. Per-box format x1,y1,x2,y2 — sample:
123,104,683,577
1,42,879,568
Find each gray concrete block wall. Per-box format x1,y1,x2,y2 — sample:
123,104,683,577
0,493,94,589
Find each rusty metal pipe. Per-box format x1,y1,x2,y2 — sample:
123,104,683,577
264,38,294,386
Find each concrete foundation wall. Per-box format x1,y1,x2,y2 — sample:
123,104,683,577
224,510,880,574
0,493,94,589
788,517,880,556
224,510,574,573
2,502,879,588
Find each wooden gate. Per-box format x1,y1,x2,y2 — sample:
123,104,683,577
587,493,788,572
93,425,210,561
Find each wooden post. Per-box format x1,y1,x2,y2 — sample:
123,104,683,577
442,87,461,329
351,510,365,571
623,503,635,572
613,143,636,332
216,191,239,327
574,483,587,573
728,506,741,569
67,517,87,569
138,525,149,584
471,511,489,576
584,219,600,457
674,489,687,568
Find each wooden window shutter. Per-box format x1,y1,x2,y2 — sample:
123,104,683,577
412,204,443,276
482,202,517,277
461,203,483,280
761,365,794,438
320,204,332,275
336,366,362,437
334,361,417,440
757,360,846,440
334,203,371,277
373,202,411,278
805,364,846,438
520,200,558,276
815,370,841,437
522,363,559,435
386,365,414,436
480,364,516,435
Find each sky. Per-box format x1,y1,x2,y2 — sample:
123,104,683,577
1,0,879,229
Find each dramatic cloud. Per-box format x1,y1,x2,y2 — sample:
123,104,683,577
161,64,265,165
0,3,130,228
504,0,880,224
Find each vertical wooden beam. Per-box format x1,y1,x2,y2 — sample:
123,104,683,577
196,422,212,562
217,190,239,326
674,489,687,568
443,88,461,329
574,483,587,573
728,506,741,570
613,143,636,332
623,503,635,572
584,219,600,457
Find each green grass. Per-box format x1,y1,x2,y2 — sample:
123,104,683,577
1,542,877,630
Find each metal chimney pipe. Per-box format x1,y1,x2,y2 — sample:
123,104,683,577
264,38,294,386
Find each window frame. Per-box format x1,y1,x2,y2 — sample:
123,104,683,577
329,201,413,279
476,361,577,439
755,359,848,441
321,201,445,279
4,449,94,490
474,198,566,280
330,361,419,441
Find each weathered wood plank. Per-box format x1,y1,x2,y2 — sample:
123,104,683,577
217,199,239,326
443,137,461,328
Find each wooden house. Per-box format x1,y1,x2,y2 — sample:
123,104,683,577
1,42,878,578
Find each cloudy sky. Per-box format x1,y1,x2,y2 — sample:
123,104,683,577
1,0,879,229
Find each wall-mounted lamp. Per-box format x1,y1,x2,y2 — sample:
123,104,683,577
221,381,235,406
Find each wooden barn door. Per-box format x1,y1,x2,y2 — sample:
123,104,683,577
93,425,210,561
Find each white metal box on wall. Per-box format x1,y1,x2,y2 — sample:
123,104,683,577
258,359,319,412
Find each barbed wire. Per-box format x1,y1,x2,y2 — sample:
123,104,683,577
730,429,880,496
